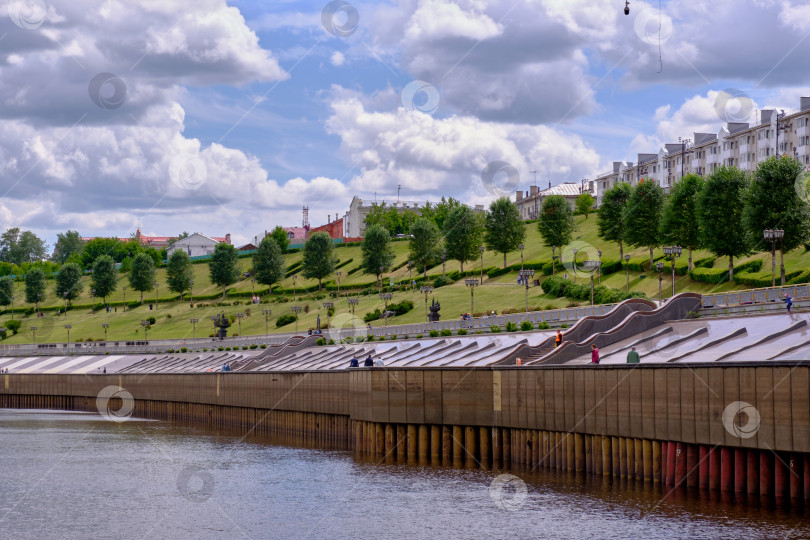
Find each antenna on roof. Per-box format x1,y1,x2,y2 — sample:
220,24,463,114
397,184,401,202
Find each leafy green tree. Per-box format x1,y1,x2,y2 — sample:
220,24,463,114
91,255,118,303
0,228,48,265
443,205,483,272
697,166,751,281
24,268,46,311
302,232,336,290
269,226,290,253
420,197,463,231
52,230,85,264
409,218,442,277
363,203,415,235
129,252,156,302
623,179,665,267
537,195,576,251
660,174,705,270
743,156,810,284
209,243,239,297
166,250,193,299
167,231,190,247
361,225,395,285
0,276,14,317
55,262,83,304
253,236,285,289
81,238,125,268
484,197,525,268
597,183,633,262
575,193,595,219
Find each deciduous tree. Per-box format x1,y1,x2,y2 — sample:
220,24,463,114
91,255,118,303
409,218,442,277
209,243,240,297
302,232,336,290
443,205,483,272
166,250,193,299
575,193,595,219
537,195,576,251
660,174,705,270
253,236,285,289
52,230,85,264
24,267,46,311
484,197,525,268
597,183,632,262
623,179,665,267
129,252,156,302
361,225,395,286
55,262,83,304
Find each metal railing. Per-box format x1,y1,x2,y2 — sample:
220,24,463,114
700,284,810,309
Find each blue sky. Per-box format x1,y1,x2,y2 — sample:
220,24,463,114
1,0,809,247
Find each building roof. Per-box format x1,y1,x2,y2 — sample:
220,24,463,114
283,227,308,239
539,182,584,197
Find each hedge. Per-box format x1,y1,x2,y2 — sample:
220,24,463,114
688,267,729,284
540,275,646,303
600,258,622,275
694,256,716,268
736,268,804,288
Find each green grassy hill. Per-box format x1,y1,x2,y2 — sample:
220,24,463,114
2,215,808,344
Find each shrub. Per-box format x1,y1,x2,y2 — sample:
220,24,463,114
275,314,296,327
147,316,156,325
316,338,325,346
218,346,224,351
457,329,468,335
242,346,248,350
433,275,453,288
5,319,22,334
367,335,375,342
520,321,533,331
225,347,231,351
440,329,452,336
388,300,414,316
694,256,715,268
364,309,382,323
260,344,267,349
180,347,187,353
505,322,519,332
249,344,258,349
167,349,174,353
537,321,550,330
328,339,335,345
600,258,622,275
688,267,729,284
429,330,439,337
490,325,502,333
560,323,569,328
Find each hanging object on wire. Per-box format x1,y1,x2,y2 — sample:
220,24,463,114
624,1,630,15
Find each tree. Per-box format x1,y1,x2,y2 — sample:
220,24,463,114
166,250,193,299
0,276,14,315
129,252,156,302
302,232,336,290
167,231,190,247
420,197,463,231
91,255,118,303
55,262,83,304
24,268,46,311
361,225,395,285
443,205,483,272
254,236,285,289
0,228,48,265
743,156,810,284
484,197,525,268
52,230,85,264
409,218,442,277
209,243,239,297
697,166,751,281
269,226,290,253
623,179,665,267
660,174,705,270
575,193,595,219
597,183,633,262
537,195,576,251
81,238,125,268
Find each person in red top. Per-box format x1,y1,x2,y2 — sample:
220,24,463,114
590,343,600,364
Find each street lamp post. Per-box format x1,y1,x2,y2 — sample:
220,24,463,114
775,229,785,285
64,324,72,344
572,248,578,283
261,309,271,338
190,318,199,339
323,302,334,328
291,305,302,333
518,269,534,313
336,271,342,297
419,286,433,322
101,322,109,342
465,278,479,315
348,297,359,331
624,254,631,292
583,260,600,305
597,250,603,284
292,275,297,302
655,261,664,303
663,246,682,297
30,326,37,345
379,293,393,327
140,320,149,340
518,243,524,273
235,313,244,336
479,246,485,284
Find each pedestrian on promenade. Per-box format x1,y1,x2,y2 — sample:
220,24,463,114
784,293,793,313
590,344,600,364
555,330,563,348
375,358,384,367
349,356,359,368
363,355,374,367
626,347,640,364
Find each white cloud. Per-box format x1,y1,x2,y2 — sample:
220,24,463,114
330,51,346,66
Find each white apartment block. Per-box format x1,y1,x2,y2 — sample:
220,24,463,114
595,96,810,206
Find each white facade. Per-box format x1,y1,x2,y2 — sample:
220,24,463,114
343,196,485,238
166,233,222,258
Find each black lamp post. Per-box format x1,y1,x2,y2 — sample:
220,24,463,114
583,260,600,305
190,318,199,339
420,286,433,322
655,261,664,303
101,322,109,343
235,313,244,336
465,278,479,314
261,309,271,337
348,297,359,329
518,243,524,273
379,293,392,327
64,324,72,344
518,269,534,312
323,302,334,328
30,325,37,345
663,246,682,297
291,305,302,333
141,320,149,340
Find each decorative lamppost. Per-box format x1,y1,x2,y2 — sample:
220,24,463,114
251,278,256,297
348,297,359,329
518,243,524,273
291,305,302,333
292,275,297,301
655,261,664,303
479,246,485,284
235,313,244,336
336,271,342,297
323,302,334,328
30,326,37,345
624,254,631,292
140,320,149,340
442,249,447,276
551,246,557,275
518,269,534,313
572,248,578,283
583,260,600,305
465,278,479,315
154,281,159,310
261,309,271,337
379,293,393,327
663,246,682,297
101,322,109,343
64,324,72,344
419,286,433,322
597,250,603,284
190,318,199,339
764,229,785,286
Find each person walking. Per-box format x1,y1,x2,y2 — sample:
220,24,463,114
363,355,374,367
784,293,793,313
348,356,359,368
375,358,384,367
626,346,640,364
555,330,563,348
590,343,600,365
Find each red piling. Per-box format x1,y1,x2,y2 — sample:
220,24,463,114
699,446,709,489
720,447,734,491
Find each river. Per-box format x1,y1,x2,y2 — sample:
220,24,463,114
0,409,807,539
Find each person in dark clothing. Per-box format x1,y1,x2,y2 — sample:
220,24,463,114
349,357,359,368
784,294,793,313
555,330,563,348
363,355,374,367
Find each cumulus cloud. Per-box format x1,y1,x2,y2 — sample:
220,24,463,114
330,51,346,66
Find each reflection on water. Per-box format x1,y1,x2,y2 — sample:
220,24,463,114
1,409,808,539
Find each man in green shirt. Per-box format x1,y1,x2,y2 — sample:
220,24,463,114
627,347,640,364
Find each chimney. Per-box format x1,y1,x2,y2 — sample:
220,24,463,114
801,97,810,112
515,190,523,201
529,185,538,197
548,179,551,190
225,233,231,244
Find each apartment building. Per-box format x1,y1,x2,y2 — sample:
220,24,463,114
596,96,810,206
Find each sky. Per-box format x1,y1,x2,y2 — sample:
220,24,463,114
1,0,809,249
